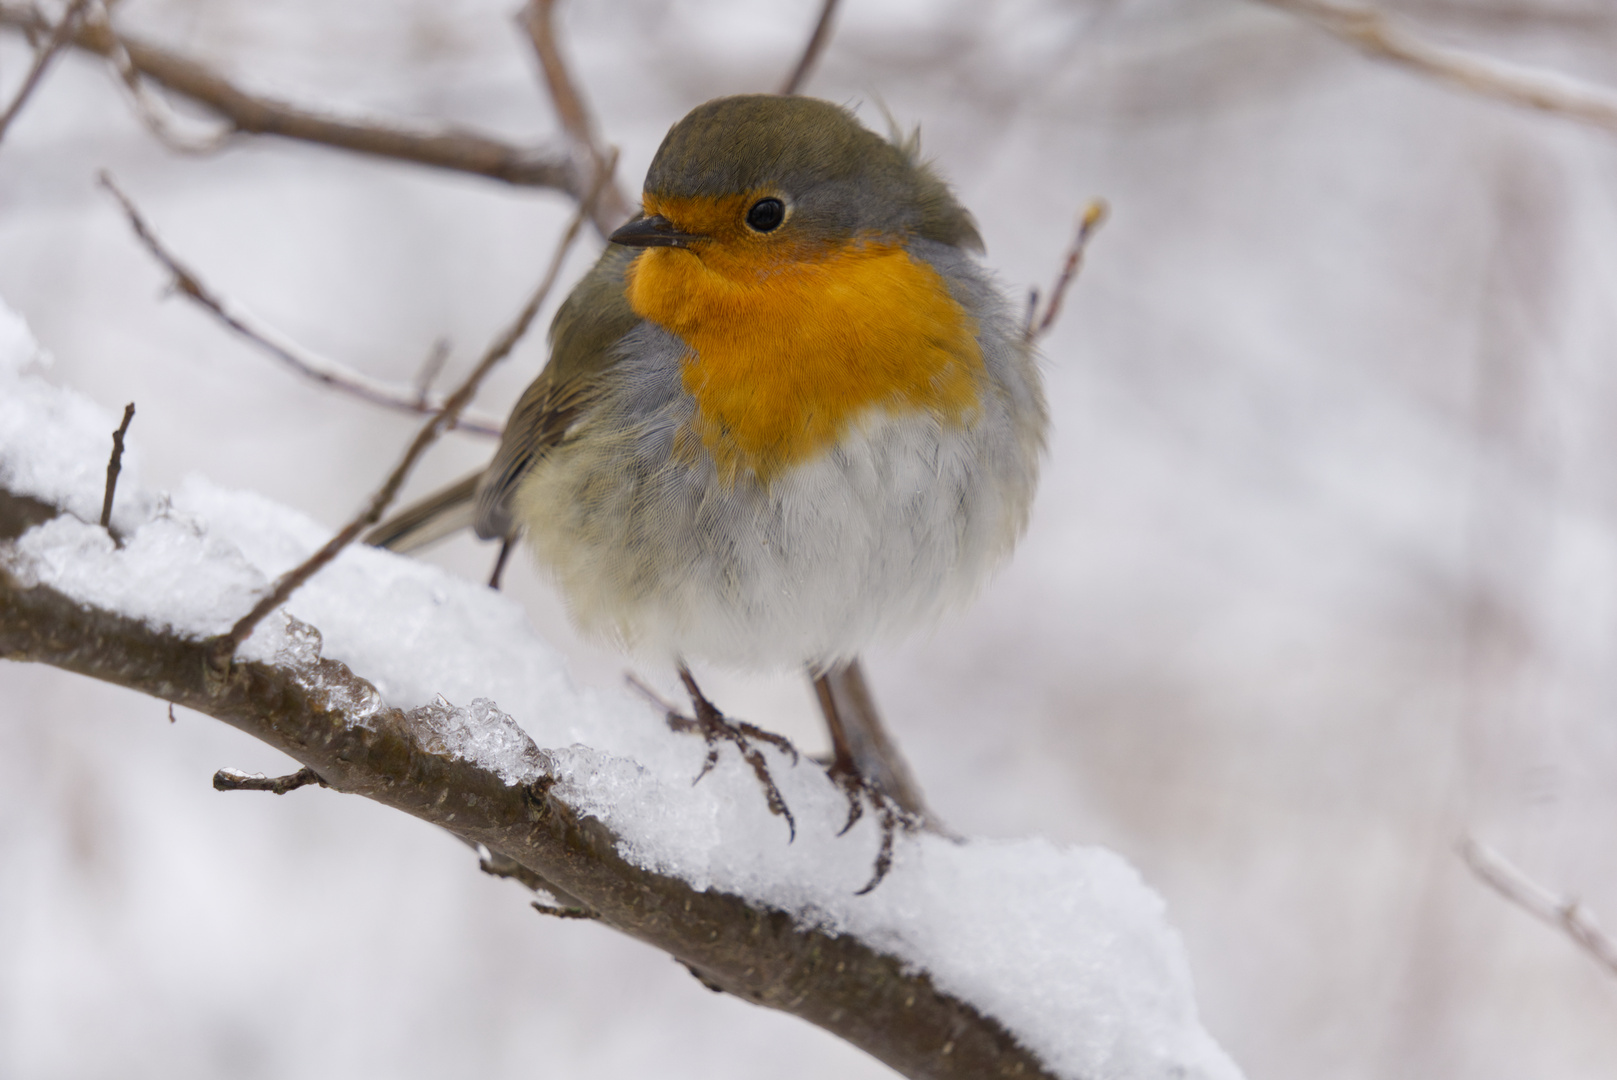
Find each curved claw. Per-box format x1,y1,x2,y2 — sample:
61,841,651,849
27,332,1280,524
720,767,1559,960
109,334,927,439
854,801,899,895
663,668,798,838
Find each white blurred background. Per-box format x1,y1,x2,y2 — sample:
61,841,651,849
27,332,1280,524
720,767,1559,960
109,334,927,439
4,0,1617,1076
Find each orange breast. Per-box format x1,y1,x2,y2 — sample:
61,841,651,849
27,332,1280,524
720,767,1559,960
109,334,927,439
624,208,984,484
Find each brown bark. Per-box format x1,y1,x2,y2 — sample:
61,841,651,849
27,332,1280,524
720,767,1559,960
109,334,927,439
0,487,1055,1080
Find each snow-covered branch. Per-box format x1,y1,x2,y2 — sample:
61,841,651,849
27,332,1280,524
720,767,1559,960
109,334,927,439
0,307,1240,1080
0,527,1050,1079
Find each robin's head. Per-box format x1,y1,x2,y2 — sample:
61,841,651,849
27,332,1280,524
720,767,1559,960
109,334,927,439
611,95,991,484
609,95,982,267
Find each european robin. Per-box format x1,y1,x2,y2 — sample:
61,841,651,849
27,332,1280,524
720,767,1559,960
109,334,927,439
374,94,1045,844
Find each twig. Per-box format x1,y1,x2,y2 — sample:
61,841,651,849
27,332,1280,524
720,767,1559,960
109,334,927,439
625,670,680,714
412,339,451,408
1460,836,1617,979
0,4,592,207
99,401,134,530
1259,0,1617,133
97,174,503,437
213,765,325,794
779,0,843,96
0,0,92,145
1026,200,1108,342
207,157,613,666
517,0,635,234
93,2,234,156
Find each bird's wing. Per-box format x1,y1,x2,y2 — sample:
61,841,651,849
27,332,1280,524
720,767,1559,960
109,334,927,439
473,243,642,541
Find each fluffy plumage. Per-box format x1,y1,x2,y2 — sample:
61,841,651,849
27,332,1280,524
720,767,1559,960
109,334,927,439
467,94,1045,668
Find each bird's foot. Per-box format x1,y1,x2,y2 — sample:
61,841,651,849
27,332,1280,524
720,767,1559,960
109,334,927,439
827,761,921,895
662,667,798,841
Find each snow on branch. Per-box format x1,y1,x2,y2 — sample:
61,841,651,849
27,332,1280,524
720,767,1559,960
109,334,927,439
0,302,1242,1080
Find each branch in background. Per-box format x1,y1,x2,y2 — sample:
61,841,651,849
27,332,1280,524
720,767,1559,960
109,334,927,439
99,175,504,437
518,0,635,233
779,0,843,95
1259,0,1617,133
0,3,598,213
1027,199,1108,342
210,162,610,662
1460,836,1617,979
0,486,1057,1080
0,0,93,145
99,401,134,530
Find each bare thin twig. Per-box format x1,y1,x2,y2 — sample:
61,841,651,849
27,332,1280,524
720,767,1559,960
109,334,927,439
98,174,503,437
99,402,134,530
0,4,591,205
1260,0,1617,132
412,339,451,409
0,0,93,145
518,0,634,232
779,0,843,96
1027,199,1108,342
1460,836,1617,979
0,0,92,145
208,157,614,665
213,766,325,794
92,2,234,156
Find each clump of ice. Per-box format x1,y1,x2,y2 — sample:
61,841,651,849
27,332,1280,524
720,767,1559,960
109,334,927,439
401,695,549,787
0,296,1243,1080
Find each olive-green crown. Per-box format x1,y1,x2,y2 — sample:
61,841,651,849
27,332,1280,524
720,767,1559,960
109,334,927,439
644,95,983,253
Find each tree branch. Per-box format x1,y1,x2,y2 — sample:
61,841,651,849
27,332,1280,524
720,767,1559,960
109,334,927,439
1258,0,1617,133
779,0,843,96
517,0,635,233
0,485,1057,1080
210,165,606,661
1026,200,1108,343
0,3,597,210
0,0,93,146
213,765,325,794
98,174,504,437
1460,836,1617,979
99,401,134,530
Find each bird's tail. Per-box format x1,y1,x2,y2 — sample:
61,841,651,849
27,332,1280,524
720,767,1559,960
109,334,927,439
365,471,481,552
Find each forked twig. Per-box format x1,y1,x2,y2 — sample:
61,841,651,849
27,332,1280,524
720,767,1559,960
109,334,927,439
0,0,93,145
1460,836,1617,979
518,0,634,233
207,156,615,665
780,0,843,96
98,174,503,436
1026,200,1108,342
1260,0,1617,133
99,402,135,530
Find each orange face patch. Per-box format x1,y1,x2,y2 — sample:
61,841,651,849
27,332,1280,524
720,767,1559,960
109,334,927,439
626,192,985,484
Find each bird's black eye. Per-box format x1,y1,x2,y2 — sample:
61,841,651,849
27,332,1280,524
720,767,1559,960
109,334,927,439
745,198,786,233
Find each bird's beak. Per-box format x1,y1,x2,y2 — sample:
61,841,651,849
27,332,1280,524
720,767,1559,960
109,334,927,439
609,214,703,249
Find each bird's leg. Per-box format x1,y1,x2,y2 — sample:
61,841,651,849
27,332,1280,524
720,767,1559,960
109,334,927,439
811,658,935,893
487,537,514,590
660,664,798,840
